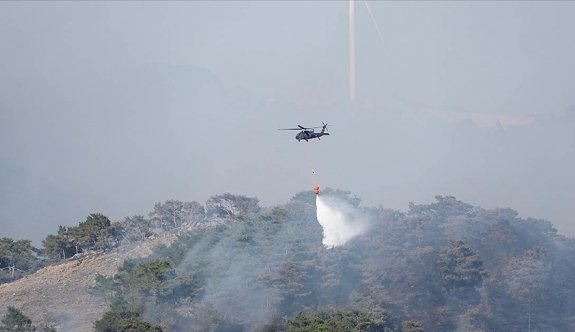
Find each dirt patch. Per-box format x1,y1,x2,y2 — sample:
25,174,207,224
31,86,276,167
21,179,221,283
0,234,176,331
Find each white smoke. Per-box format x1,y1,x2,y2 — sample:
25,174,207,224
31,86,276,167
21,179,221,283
316,195,369,248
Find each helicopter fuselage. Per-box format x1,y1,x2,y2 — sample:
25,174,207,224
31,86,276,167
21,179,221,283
279,122,330,142
296,130,329,142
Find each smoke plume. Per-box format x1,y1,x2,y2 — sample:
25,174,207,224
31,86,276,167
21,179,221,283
316,195,369,248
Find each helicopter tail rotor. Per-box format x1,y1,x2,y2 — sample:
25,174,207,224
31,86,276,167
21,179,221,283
321,122,330,133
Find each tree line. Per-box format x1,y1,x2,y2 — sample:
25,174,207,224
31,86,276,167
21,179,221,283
92,192,575,331
1,194,258,283
4,191,575,331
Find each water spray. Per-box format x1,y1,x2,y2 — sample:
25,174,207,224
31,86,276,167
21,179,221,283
315,195,369,249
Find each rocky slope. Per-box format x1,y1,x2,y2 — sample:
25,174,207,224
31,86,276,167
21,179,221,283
0,234,176,331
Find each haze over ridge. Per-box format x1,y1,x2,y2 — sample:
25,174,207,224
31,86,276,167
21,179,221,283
1,2,574,244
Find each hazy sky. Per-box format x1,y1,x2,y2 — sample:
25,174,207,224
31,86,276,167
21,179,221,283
1,2,574,244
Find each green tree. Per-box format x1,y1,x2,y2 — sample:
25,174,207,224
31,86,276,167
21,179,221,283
286,310,394,332
89,192,575,331
439,240,486,290
95,259,176,314
115,319,163,332
42,226,78,261
130,260,176,296
74,213,113,251
0,238,41,281
0,306,35,332
94,308,162,332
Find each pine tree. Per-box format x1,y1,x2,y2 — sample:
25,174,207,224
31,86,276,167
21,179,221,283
0,306,35,332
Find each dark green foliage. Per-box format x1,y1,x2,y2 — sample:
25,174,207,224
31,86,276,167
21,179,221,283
85,192,575,331
439,240,486,290
94,308,162,332
0,238,42,282
0,306,35,332
285,310,393,332
131,260,176,296
156,275,203,304
73,213,114,250
42,226,78,261
93,259,176,314
115,319,163,332
0,238,38,271
94,308,138,331
42,214,122,262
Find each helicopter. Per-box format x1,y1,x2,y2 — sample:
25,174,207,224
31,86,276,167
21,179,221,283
279,122,330,142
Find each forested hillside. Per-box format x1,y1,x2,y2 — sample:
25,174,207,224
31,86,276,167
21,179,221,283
91,191,575,331
2,190,574,331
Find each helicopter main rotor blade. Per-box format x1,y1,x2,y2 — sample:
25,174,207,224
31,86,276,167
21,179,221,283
278,124,327,131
